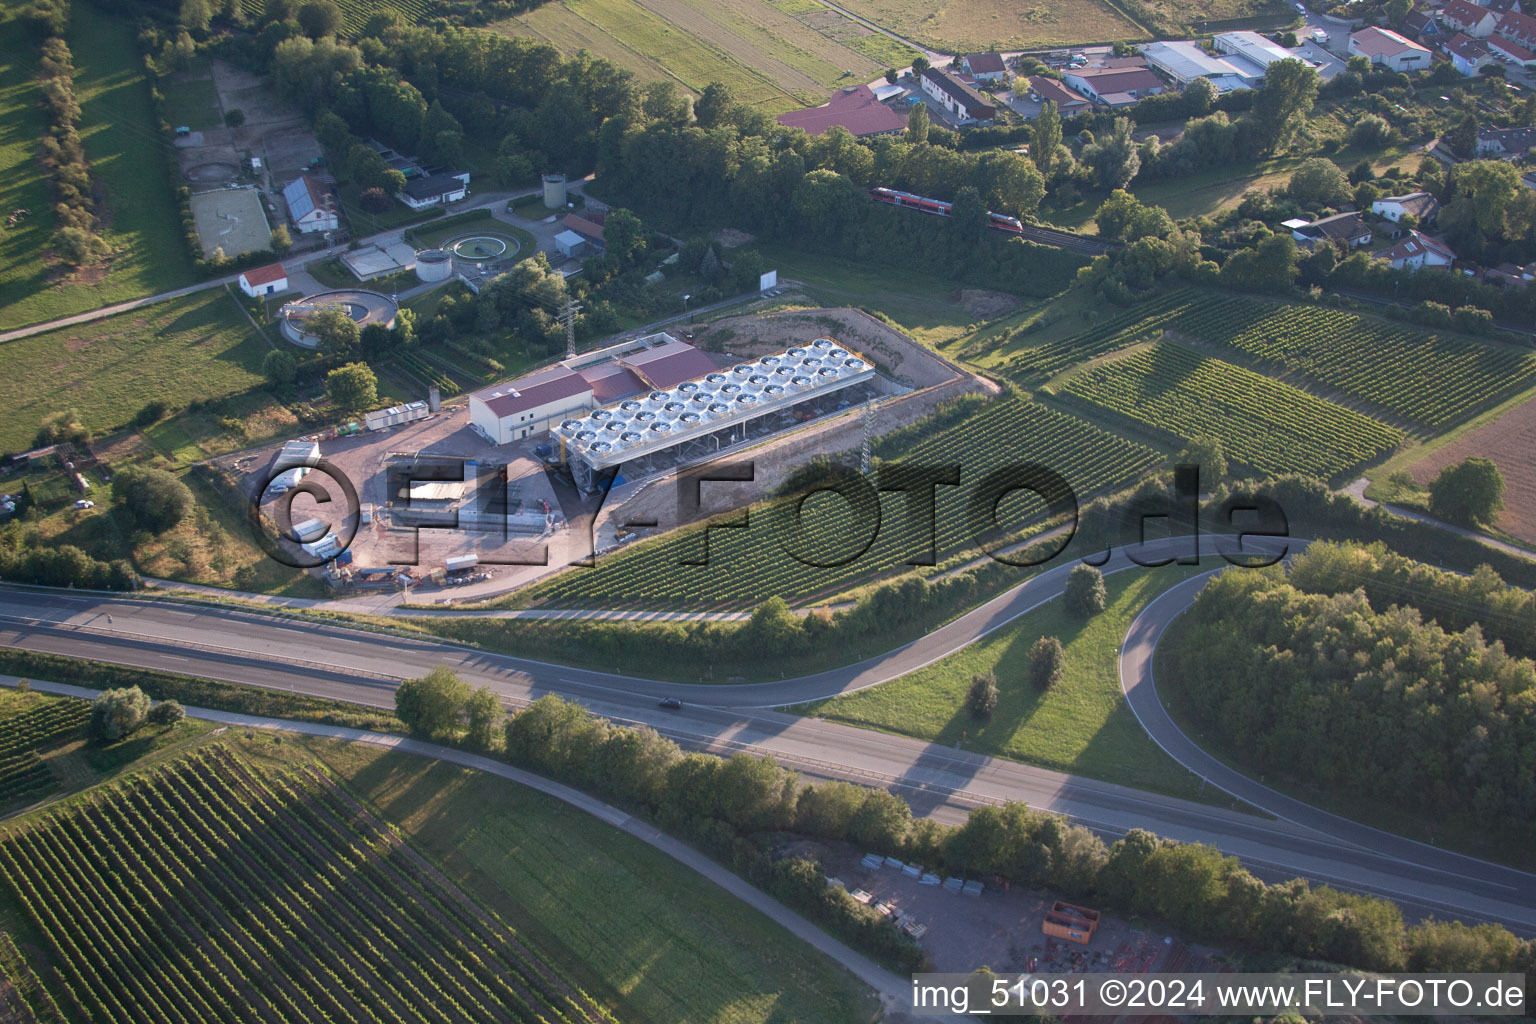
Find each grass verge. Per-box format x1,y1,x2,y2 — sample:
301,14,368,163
795,564,1229,804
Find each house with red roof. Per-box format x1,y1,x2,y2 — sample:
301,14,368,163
1028,75,1090,115
1375,230,1455,271
1441,0,1499,37
237,263,288,298
775,86,907,138
1497,8,1536,46
1487,32,1536,63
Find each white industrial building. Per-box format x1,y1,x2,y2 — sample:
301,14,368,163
1348,27,1433,71
468,334,718,445
237,263,288,298
1140,40,1255,90
556,340,877,493
1213,31,1309,80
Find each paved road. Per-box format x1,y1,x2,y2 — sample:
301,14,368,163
4,675,909,1007
3,535,1533,932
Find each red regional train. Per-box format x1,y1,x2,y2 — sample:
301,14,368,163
869,186,1024,233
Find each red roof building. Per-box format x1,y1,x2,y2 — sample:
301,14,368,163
775,85,908,138
237,262,289,297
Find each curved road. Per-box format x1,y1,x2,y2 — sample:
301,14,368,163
2,534,1533,933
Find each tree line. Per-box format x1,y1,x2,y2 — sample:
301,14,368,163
25,2,110,269
495,692,1534,975
1288,539,1536,661
1161,564,1536,848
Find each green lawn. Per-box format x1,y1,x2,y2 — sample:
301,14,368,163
256,734,882,1024
0,14,196,332
407,210,537,256
796,565,1220,802
157,59,222,133
0,288,269,453
752,242,1017,349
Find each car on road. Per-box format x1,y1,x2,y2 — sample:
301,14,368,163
1312,28,1328,42
74,499,94,509
658,698,683,710
1295,2,1306,11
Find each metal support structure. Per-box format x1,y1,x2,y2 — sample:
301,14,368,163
558,299,582,360
859,399,874,475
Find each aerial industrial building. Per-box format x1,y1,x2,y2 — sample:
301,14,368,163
556,339,876,493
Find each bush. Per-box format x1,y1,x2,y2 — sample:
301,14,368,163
90,686,150,742
1064,563,1107,617
112,466,194,534
1428,456,1504,526
147,700,186,727
966,671,998,718
394,665,470,737
1028,635,1065,690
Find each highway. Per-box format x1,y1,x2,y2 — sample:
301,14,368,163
2,535,1533,934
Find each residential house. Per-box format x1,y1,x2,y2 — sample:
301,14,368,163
1445,32,1495,73
1482,0,1523,15
1482,261,1536,286
1062,65,1167,102
1374,230,1456,270
1286,211,1374,248
1028,75,1091,115
1487,32,1536,64
1371,191,1440,224
281,175,337,234
398,172,469,211
237,263,288,298
1476,125,1536,156
775,85,907,137
1402,10,1442,38
1349,27,1435,69
1441,0,1499,36
961,52,1009,81
920,66,996,123
1496,8,1536,47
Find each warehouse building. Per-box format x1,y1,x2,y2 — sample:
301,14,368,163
556,339,877,493
468,334,718,445
920,66,997,123
1140,40,1254,90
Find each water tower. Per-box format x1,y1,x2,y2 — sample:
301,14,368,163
542,173,567,209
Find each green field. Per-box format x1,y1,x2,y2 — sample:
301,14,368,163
798,567,1218,801
0,14,196,333
531,396,1162,609
1055,343,1404,477
156,60,222,133
0,288,269,453
495,0,898,111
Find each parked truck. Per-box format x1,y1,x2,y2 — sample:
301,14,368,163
444,554,479,575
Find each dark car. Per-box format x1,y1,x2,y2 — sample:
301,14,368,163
657,698,683,710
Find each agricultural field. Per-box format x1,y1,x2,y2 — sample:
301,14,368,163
0,745,619,1024
1170,298,1536,431
984,291,1530,433
233,0,439,31
0,724,881,1024
1056,343,1403,477
798,568,1216,801
830,0,1147,52
0,15,195,333
156,60,223,134
494,0,903,111
0,694,89,811
1406,391,1536,548
531,396,1161,609
0,289,270,455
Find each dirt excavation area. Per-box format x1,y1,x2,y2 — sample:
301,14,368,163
597,308,997,541
1409,392,1536,547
